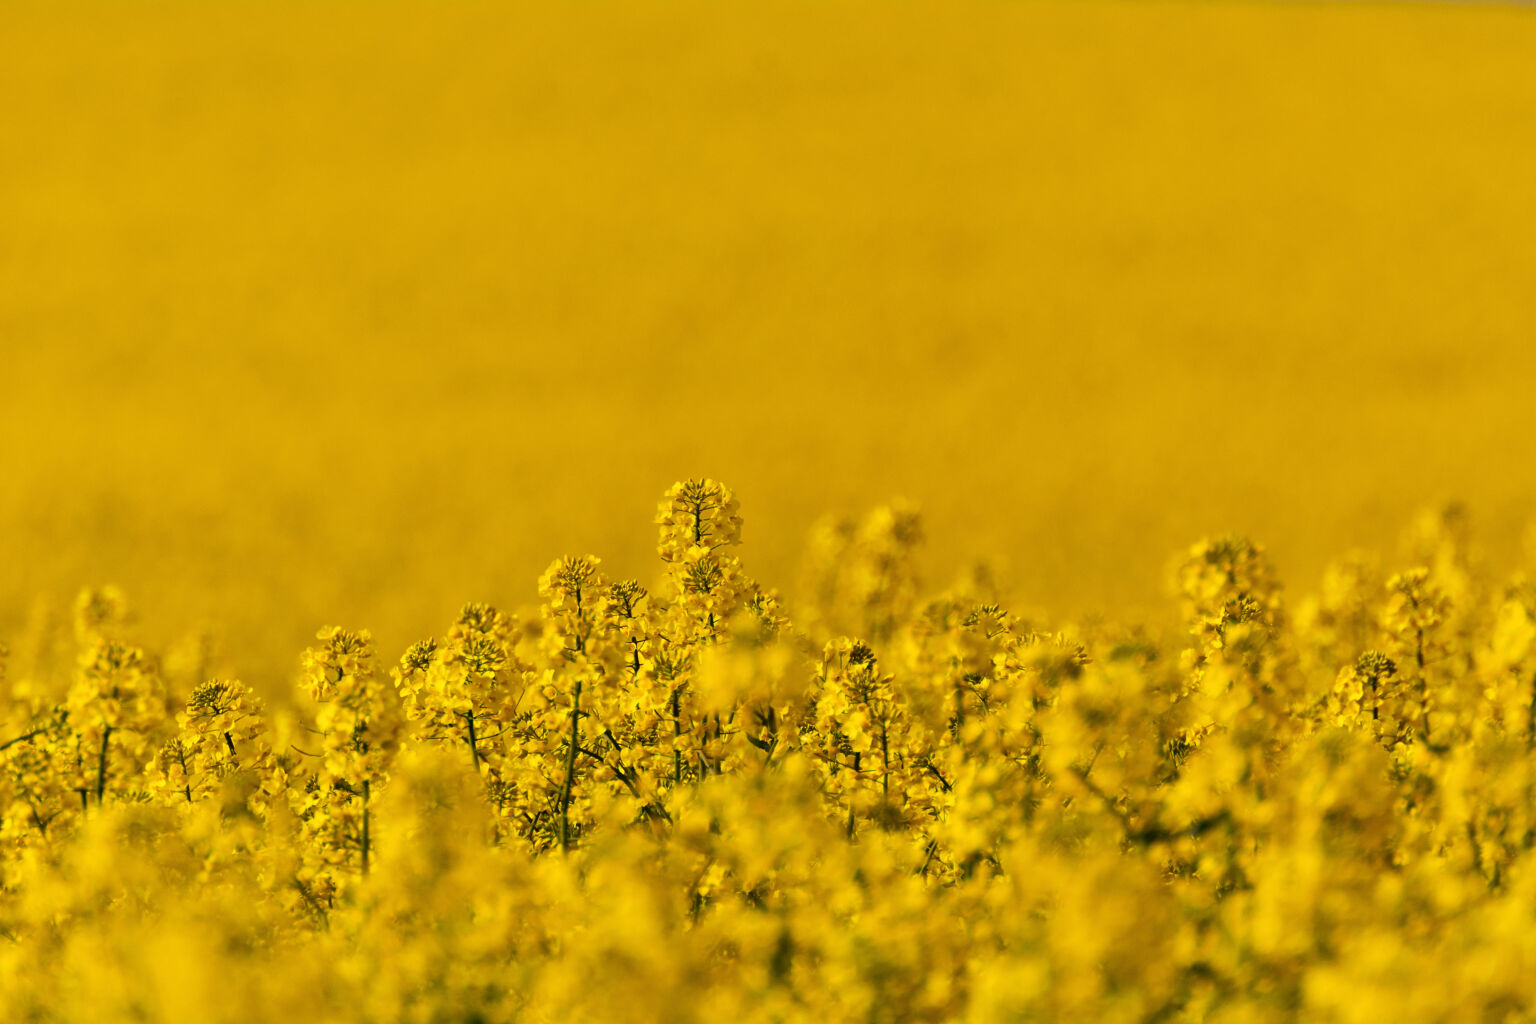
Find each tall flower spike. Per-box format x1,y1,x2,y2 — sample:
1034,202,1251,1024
539,556,610,662
143,677,273,807
657,478,742,563
66,636,166,809
296,626,401,880
72,585,130,647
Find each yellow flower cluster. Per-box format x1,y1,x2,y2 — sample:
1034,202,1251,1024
5,485,1536,1022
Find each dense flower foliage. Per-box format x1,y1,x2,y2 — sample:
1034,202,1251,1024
4,483,1536,1022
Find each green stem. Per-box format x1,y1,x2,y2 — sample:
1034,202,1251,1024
0,728,44,753
671,686,683,785
177,744,193,803
880,720,891,804
465,710,481,774
95,725,113,806
558,679,583,852
361,779,371,876
1526,671,1536,750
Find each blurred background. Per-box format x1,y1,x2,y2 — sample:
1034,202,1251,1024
4,0,1536,680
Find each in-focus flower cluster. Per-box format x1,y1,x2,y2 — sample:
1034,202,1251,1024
3,488,1536,1022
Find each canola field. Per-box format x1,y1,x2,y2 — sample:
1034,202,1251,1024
6,1,1536,1021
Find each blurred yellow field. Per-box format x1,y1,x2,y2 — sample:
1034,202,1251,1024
6,0,1536,677
6,3,1536,1021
